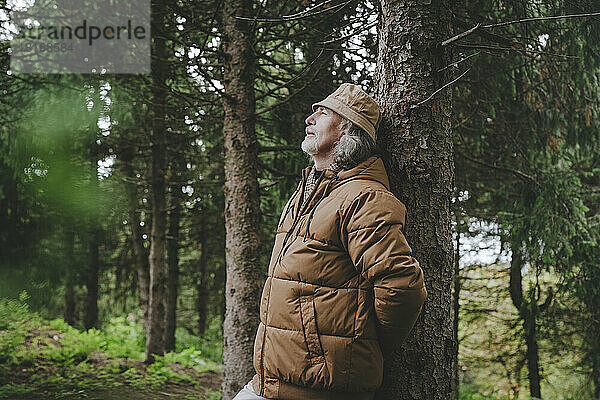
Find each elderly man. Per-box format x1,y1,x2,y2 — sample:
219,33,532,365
233,83,427,400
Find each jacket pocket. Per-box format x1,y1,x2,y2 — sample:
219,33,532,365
299,294,325,363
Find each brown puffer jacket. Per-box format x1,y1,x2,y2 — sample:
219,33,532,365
252,156,427,400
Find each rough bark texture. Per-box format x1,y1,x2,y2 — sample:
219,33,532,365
220,0,262,397
145,0,169,363
375,0,455,398
165,186,181,352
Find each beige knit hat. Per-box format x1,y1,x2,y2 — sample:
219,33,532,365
312,83,381,139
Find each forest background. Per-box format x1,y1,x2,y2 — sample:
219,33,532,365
0,0,599,399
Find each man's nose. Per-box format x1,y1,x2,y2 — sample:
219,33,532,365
305,111,316,125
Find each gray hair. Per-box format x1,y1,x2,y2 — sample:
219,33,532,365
332,118,377,169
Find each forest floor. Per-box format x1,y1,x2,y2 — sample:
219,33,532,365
1,347,222,399
0,295,224,399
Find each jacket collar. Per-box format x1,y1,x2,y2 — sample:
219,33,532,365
302,156,390,189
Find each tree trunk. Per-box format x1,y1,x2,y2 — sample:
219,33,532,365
220,0,262,396
145,0,169,363
165,187,181,352
64,229,76,326
130,192,150,331
84,227,100,330
452,231,461,400
84,150,100,331
509,243,542,399
195,207,209,336
593,347,600,400
375,0,455,398
121,147,150,332
525,301,541,399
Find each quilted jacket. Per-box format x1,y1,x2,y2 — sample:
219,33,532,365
252,156,427,400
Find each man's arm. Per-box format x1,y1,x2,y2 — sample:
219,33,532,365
342,189,427,355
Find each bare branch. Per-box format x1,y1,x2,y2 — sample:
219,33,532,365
236,0,354,23
260,179,284,189
456,150,536,183
442,11,600,46
442,23,480,47
455,43,579,59
320,21,377,45
438,51,480,72
482,11,600,29
412,68,471,108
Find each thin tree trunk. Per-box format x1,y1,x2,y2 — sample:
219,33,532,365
84,227,100,330
131,199,150,331
121,149,150,332
64,229,76,326
195,207,209,336
509,243,542,399
165,187,181,352
375,0,455,398
84,150,100,330
220,0,262,396
452,231,461,400
593,346,600,400
145,0,169,363
525,299,541,398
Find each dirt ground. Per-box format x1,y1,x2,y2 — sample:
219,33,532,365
0,370,222,400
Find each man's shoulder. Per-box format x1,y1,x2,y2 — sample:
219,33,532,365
333,179,406,216
335,178,397,201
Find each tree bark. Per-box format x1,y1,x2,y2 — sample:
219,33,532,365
375,0,455,398
220,0,262,396
165,185,181,352
145,0,169,363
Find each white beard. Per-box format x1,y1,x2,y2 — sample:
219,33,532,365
301,135,319,155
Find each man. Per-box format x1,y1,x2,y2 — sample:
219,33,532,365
234,83,427,400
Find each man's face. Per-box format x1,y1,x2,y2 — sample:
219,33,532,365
302,106,344,156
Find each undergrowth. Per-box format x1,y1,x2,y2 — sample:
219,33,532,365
0,292,221,399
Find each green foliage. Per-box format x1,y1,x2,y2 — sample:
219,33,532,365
459,385,509,399
0,291,38,364
175,317,223,363
163,347,221,373
101,316,146,359
184,389,221,400
0,294,220,398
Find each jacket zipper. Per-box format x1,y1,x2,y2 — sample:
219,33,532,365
259,171,313,396
274,171,325,266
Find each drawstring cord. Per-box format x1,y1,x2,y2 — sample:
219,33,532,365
302,175,338,242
